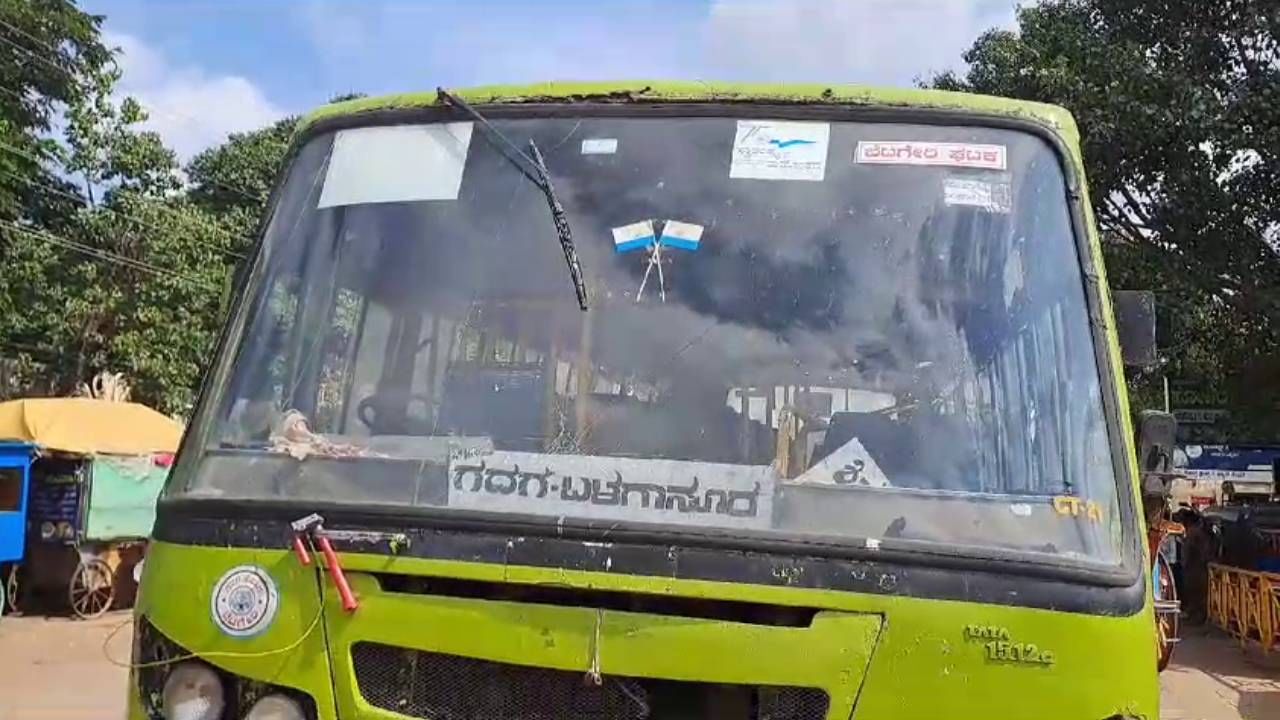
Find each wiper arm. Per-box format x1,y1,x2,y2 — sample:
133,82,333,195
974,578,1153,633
437,88,589,311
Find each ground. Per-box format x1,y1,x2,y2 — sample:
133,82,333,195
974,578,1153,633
1160,626,1280,720
0,613,1276,719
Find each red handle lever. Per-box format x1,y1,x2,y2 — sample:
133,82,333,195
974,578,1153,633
292,535,312,566
314,533,358,613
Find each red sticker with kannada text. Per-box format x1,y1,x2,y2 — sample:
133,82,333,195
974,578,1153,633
855,141,1007,170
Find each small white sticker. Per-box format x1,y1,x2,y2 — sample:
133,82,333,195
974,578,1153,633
211,565,279,638
1010,503,1033,517
612,220,657,254
730,120,830,182
581,138,618,155
856,141,1007,170
943,177,1012,214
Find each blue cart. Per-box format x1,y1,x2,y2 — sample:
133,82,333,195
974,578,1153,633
0,442,33,617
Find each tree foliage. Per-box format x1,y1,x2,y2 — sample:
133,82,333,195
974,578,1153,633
934,0,1280,439
0,0,292,415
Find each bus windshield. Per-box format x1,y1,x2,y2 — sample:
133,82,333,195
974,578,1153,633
175,112,1124,566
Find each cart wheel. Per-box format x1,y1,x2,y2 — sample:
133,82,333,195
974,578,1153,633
4,565,18,615
69,558,115,620
1155,553,1178,672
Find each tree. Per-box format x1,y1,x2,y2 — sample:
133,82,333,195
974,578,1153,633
0,0,111,216
934,0,1280,439
0,1,233,415
0,0,114,393
186,115,296,246
1,0,354,416
186,92,363,244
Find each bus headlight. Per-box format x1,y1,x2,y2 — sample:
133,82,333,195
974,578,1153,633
161,662,225,720
244,694,306,720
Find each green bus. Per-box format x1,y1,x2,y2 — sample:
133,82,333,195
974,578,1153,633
129,83,1159,720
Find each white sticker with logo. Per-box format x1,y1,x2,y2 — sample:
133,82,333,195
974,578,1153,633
855,141,1007,170
730,120,830,181
943,177,1012,214
211,565,280,638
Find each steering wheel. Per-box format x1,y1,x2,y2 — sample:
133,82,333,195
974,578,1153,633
357,393,434,434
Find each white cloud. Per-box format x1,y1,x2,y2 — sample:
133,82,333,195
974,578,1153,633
703,0,1017,86
108,32,286,159
290,0,1015,97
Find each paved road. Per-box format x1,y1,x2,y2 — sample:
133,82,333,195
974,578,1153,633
1160,625,1280,720
0,612,130,720
1,613,1276,719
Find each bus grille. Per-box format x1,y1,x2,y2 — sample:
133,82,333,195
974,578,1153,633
351,642,831,720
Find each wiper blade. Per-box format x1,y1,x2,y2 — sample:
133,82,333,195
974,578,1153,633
437,88,589,311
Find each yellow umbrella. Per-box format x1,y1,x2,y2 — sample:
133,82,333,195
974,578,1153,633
0,398,183,455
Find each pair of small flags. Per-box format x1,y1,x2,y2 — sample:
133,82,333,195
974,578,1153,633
611,219,704,254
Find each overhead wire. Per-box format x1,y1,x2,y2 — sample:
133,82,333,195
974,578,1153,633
1,219,211,287
0,29,260,262
0,18,270,205
0,26,75,80
0,154,248,259
0,218,219,290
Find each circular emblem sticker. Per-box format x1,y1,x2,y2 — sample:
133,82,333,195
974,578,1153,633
211,565,279,638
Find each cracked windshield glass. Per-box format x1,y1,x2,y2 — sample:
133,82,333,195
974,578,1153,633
180,114,1121,565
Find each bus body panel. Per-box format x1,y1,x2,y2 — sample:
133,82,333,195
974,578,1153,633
131,541,1157,719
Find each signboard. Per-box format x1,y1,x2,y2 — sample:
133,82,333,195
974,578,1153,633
29,479,79,525
448,451,775,530
1174,444,1278,496
1168,379,1230,443
1172,409,1230,426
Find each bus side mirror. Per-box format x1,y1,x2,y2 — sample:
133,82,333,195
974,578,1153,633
1113,290,1157,367
1137,410,1177,474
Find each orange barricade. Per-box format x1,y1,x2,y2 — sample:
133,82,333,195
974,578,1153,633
1208,563,1280,654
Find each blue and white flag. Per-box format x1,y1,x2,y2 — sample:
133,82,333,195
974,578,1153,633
612,220,656,254
659,220,704,251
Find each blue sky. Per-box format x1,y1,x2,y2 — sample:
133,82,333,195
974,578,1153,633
81,0,1018,158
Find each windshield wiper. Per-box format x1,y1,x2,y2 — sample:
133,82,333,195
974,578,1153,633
437,88,589,311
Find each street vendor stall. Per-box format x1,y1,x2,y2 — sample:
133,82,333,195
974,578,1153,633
0,398,181,618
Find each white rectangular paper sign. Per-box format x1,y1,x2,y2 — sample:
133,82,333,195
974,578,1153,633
581,138,618,155
855,141,1007,170
318,122,473,208
730,120,830,181
448,450,776,530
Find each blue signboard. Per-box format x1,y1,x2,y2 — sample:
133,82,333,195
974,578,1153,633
1174,445,1278,498
1176,445,1280,472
